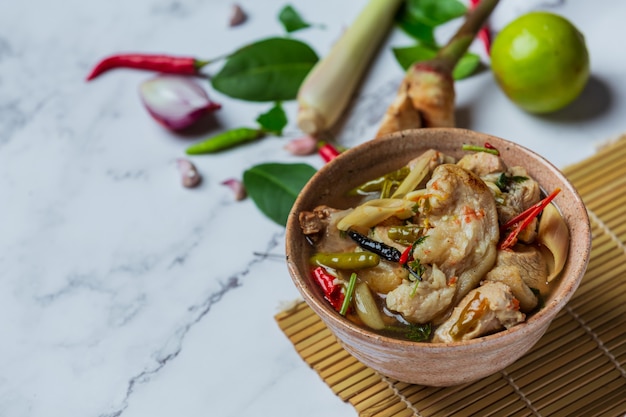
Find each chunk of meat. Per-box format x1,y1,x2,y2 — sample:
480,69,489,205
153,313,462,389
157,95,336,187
298,206,356,253
485,265,538,312
457,152,507,177
498,166,541,225
358,260,408,294
386,164,500,323
413,165,499,305
457,155,541,244
386,264,456,323
432,281,525,343
489,246,549,295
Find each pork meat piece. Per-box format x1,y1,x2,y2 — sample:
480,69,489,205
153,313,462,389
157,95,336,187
498,166,541,225
457,152,507,177
432,281,525,342
298,205,356,253
386,164,500,323
385,264,456,323
489,245,549,296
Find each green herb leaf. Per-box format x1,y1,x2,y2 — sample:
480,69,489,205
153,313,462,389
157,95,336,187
393,45,480,80
405,322,431,342
495,173,529,192
396,0,467,45
340,272,358,316
452,52,481,80
392,44,438,70
211,37,319,102
401,0,467,28
385,322,432,342
395,14,436,47
278,5,311,33
256,102,288,135
243,163,317,226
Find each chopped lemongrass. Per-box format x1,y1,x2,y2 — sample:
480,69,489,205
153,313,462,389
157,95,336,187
392,149,436,198
297,0,404,136
403,189,428,201
339,272,358,316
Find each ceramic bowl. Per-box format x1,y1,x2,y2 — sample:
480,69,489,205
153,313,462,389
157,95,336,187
285,128,591,386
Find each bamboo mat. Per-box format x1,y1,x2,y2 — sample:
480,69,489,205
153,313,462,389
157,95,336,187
276,136,626,417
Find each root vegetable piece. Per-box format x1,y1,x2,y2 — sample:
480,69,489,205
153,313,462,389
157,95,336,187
376,0,500,137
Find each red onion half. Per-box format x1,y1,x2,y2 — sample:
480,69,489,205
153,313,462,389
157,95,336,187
139,75,221,130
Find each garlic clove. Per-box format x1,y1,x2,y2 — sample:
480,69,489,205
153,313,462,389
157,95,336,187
177,158,202,188
229,4,247,27
221,178,247,200
284,135,318,156
139,75,221,131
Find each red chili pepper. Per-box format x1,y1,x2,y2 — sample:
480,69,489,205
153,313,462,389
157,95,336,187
85,53,208,81
317,141,341,163
470,0,492,55
399,246,412,265
311,266,344,312
499,188,561,250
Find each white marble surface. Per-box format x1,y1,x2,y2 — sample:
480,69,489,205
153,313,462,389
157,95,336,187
1,0,625,416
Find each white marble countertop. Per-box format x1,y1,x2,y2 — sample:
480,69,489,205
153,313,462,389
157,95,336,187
2,0,625,416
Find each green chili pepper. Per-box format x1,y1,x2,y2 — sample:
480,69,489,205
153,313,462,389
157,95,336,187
186,127,263,155
387,225,423,245
347,166,410,196
310,252,380,269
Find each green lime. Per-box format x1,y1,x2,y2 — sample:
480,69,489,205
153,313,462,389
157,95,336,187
490,11,590,113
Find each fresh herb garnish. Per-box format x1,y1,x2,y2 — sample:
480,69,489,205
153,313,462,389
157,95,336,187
408,258,426,296
386,322,432,342
495,173,528,192
340,272,358,316
404,236,427,294
462,143,500,155
406,322,432,342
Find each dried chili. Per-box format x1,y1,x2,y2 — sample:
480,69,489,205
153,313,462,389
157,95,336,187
348,230,423,281
86,53,209,81
347,230,401,262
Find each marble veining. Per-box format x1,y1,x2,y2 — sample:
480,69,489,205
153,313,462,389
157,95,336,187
1,0,625,416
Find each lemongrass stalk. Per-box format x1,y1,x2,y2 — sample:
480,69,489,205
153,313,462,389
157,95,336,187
297,0,403,136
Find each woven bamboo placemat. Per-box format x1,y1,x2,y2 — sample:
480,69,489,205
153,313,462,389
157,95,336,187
275,135,626,417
